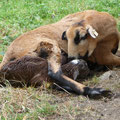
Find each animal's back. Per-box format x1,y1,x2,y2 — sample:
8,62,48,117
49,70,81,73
0,10,118,69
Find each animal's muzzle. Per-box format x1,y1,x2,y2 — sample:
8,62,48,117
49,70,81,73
68,51,89,62
78,51,89,60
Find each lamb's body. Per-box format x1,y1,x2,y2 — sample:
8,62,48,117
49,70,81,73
0,56,89,88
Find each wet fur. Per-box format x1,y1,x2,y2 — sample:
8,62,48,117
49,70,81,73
0,56,89,87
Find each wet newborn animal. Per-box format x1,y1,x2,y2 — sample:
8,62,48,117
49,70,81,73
0,56,89,88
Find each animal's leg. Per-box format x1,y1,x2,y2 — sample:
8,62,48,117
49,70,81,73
104,54,120,66
93,49,120,66
48,57,111,97
45,44,111,98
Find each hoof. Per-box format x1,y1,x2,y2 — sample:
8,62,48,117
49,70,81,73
83,87,112,99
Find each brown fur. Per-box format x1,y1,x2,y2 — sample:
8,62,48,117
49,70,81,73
0,56,89,87
2,10,120,68
0,10,117,96
0,56,49,87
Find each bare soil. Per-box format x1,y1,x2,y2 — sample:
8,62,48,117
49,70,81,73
46,68,120,120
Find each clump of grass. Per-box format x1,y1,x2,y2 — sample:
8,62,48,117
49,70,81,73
83,76,100,86
36,102,57,116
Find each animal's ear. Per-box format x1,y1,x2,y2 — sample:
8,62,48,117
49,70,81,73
86,25,98,39
62,31,67,40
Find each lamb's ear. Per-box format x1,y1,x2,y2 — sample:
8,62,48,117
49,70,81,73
86,25,98,39
62,31,67,40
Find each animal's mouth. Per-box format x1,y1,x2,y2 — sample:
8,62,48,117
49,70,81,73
68,51,89,62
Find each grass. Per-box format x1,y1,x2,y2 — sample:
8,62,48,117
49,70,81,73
0,86,88,120
0,0,120,44
0,0,120,56
0,87,57,119
83,76,100,87
0,0,120,119
0,0,120,57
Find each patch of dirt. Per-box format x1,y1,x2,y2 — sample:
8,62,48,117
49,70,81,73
49,51,120,120
47,68,120,120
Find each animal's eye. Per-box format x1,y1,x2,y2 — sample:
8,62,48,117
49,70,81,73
74,32,88,45
74,31,80,45
81,33,88,40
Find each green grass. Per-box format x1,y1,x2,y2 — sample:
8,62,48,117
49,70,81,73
0,87,58,120
0,0,120,119
83,75,100,87
0,0,120,51
0,0,120,41
0,86,88,120
0,0,120,56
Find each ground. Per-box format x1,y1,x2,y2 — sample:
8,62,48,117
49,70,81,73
0,68,120,120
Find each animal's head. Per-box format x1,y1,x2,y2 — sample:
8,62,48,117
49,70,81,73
62,20,98,60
